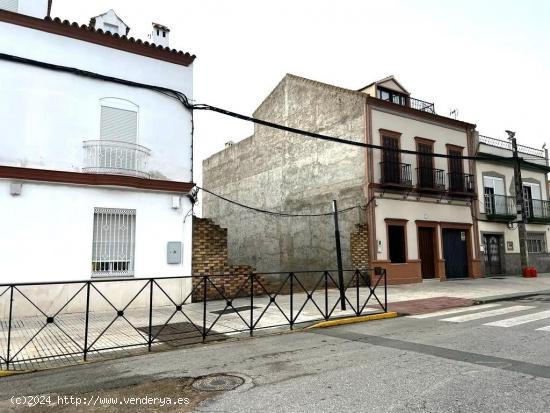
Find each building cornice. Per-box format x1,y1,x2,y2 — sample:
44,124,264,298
0,10,195,67
366,96,475,130
0,166,195,193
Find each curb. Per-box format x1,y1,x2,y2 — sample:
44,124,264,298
0,370,25,378
473,289,550,305
306,312,398,329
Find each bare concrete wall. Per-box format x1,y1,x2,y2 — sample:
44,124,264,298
203,74,368,275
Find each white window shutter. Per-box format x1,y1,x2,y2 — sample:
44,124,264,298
0,0,18,12
100,106,138,143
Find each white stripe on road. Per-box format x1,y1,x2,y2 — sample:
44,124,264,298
441,305,534,323
407,304,502,319
535,325,550,332
484,310,550,327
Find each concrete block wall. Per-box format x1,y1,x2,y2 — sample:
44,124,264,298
202,74,368,276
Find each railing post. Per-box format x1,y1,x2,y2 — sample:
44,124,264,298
249,273,254,337
202,276,207,342
83,282,90,361
356,270,360,316
324,271,328,319
290,273,294,330
6,286,14,370
384,269,388,312
148,279,154,352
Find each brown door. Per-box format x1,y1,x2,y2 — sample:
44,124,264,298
418,227,436,278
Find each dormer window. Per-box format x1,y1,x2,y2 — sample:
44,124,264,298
377,87,407,106
104,23,119,34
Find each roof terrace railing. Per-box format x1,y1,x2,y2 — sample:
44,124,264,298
479,135,545,158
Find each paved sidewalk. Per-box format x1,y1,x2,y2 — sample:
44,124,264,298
1,274,549,371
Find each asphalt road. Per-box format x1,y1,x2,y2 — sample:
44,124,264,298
2,296,550,412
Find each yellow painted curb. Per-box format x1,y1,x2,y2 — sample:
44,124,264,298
0,370,23,377
306,312,398,329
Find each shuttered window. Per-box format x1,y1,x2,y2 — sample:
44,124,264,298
0,0,18,12
100,106,138,143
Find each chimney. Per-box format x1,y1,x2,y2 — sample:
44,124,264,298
151,22,170,47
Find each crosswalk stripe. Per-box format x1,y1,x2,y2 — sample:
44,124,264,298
483,310,550,327
407,303,502,319
441,305,534,323
535,325,550,332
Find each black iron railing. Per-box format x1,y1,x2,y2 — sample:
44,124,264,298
380,162,412,187
484,194,516,219
447,172,475,194
525,199,550,223
408,97,436,114
416,167,445,190
0,269,387,370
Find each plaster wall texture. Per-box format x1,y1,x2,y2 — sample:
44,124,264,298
0,22,193,182
203,75,367,275
0,180,193,284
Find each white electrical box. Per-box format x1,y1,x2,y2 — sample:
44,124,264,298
167,241,182,264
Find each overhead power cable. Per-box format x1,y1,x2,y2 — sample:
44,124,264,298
197,186,364,217
1,52,537,163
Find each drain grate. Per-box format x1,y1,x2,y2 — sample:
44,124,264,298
192,374,244,391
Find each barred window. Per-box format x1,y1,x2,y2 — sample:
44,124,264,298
92,208,136,277
526,232,546,254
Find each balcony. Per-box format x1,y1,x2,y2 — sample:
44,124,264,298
484,194,516,221
83,140,151,178
380,162,412,188
408,97,436,114
416,167,445,191
447,172,475,195
525,199,550,224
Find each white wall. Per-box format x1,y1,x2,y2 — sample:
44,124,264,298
370,109,470,184
0,180,193,283
0,21,193,182
374,197,473,261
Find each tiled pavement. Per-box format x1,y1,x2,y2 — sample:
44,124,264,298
0,287,382,371
3,274,550,371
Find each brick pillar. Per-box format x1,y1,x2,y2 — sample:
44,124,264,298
350,224,369,270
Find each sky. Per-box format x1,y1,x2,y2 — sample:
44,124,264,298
52,0,550,185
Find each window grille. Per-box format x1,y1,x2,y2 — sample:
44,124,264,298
526,232,546,254
0,0,18,12
92,208,136,277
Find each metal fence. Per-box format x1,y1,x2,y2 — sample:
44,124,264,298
0,269,387,370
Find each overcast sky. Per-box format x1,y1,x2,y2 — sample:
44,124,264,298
52,0,550,184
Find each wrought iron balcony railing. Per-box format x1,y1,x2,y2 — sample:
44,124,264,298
484,194,516,219
380,162,412,187
479,135,545,158
525,199,550,223
408,97,436,114
447,172,475,194
416,167,445,191
83,140,151,178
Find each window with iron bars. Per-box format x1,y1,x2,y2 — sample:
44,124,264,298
526,232,547,254
92,208,136,277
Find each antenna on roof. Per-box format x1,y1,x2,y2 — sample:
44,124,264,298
449,108,459,119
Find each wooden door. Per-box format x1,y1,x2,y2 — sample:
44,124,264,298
418,227,436,278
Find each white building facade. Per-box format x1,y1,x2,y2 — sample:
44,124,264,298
475,135,550,275
0,3,196,286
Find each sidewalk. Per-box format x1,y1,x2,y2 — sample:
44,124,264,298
2,274,549,371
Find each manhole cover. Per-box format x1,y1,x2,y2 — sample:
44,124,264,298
192,374,244,391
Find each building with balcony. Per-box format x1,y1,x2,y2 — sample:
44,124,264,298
0,1,195,285
475,135,550,275
203,74,482,285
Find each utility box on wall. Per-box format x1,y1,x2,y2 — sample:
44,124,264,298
167,241,182,264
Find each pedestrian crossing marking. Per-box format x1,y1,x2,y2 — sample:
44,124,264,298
441,305,534,323
407,303,502,319
535,325,550,332
484,310,550,327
